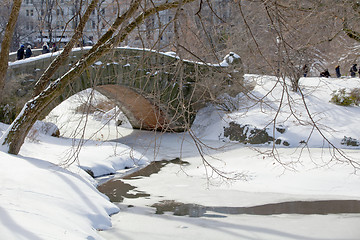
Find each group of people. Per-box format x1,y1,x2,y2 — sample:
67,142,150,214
303,64,360,78
317,66,340,78
349,64,359,78
16,45,32,60
337,63,360,78
16,42,59,61
303,64,333,78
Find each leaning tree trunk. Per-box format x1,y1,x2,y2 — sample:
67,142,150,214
2,42,114,154
34,0,143,95
0,0,23,103
1,0,196,155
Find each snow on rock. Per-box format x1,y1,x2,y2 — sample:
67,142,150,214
29,120,60,139
219,52,241,67
164,51,177,57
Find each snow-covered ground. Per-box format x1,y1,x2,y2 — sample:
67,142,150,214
1,75,360,239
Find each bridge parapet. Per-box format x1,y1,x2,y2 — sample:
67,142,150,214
2,48,244,131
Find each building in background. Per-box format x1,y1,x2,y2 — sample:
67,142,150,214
20,0,118,48
15,0,231,52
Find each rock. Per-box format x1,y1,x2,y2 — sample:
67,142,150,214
29,121,60,138
276,126,286,134
275,139,290,146
282,141,290,146
223,122,274,144
223,122,291,146
341,136,360,146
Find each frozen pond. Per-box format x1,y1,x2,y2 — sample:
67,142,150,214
98,131,360,240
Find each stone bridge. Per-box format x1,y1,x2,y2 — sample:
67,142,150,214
3,47,244,131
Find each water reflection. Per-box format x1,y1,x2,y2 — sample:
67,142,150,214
98,158,189,202
123,158,189,179
97,179,150,202
152,200,360,217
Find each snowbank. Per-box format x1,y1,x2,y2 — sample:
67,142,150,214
0,150,119,240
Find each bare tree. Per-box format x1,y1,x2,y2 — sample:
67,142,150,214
32,0,57,43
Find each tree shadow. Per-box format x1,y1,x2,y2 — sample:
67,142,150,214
0,206,43,240
110,204,351,240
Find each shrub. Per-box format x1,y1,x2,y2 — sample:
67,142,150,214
350,88,360,103
330,88,360,106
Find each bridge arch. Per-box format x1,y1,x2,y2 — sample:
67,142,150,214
95,85,169,131
4,48,244,131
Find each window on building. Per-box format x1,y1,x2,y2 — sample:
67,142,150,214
30,9,33,16
26,10,29,16
92,20,96,29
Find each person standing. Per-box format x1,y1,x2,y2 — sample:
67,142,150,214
335,65,341,78
25,45,32,58
350,64,357,77
302,64,309,77
16,45,25,60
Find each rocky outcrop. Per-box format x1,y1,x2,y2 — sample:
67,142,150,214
341,136,360,146
223,122,289,146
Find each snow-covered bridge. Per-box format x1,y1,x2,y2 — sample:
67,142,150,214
5,47,243,131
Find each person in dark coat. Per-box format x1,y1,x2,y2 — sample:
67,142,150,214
25,45,32,59
302,64,309,77
350,64,357,77
320,69,330,78
335,65,341,78
17,45,25,60
42,43,50,54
